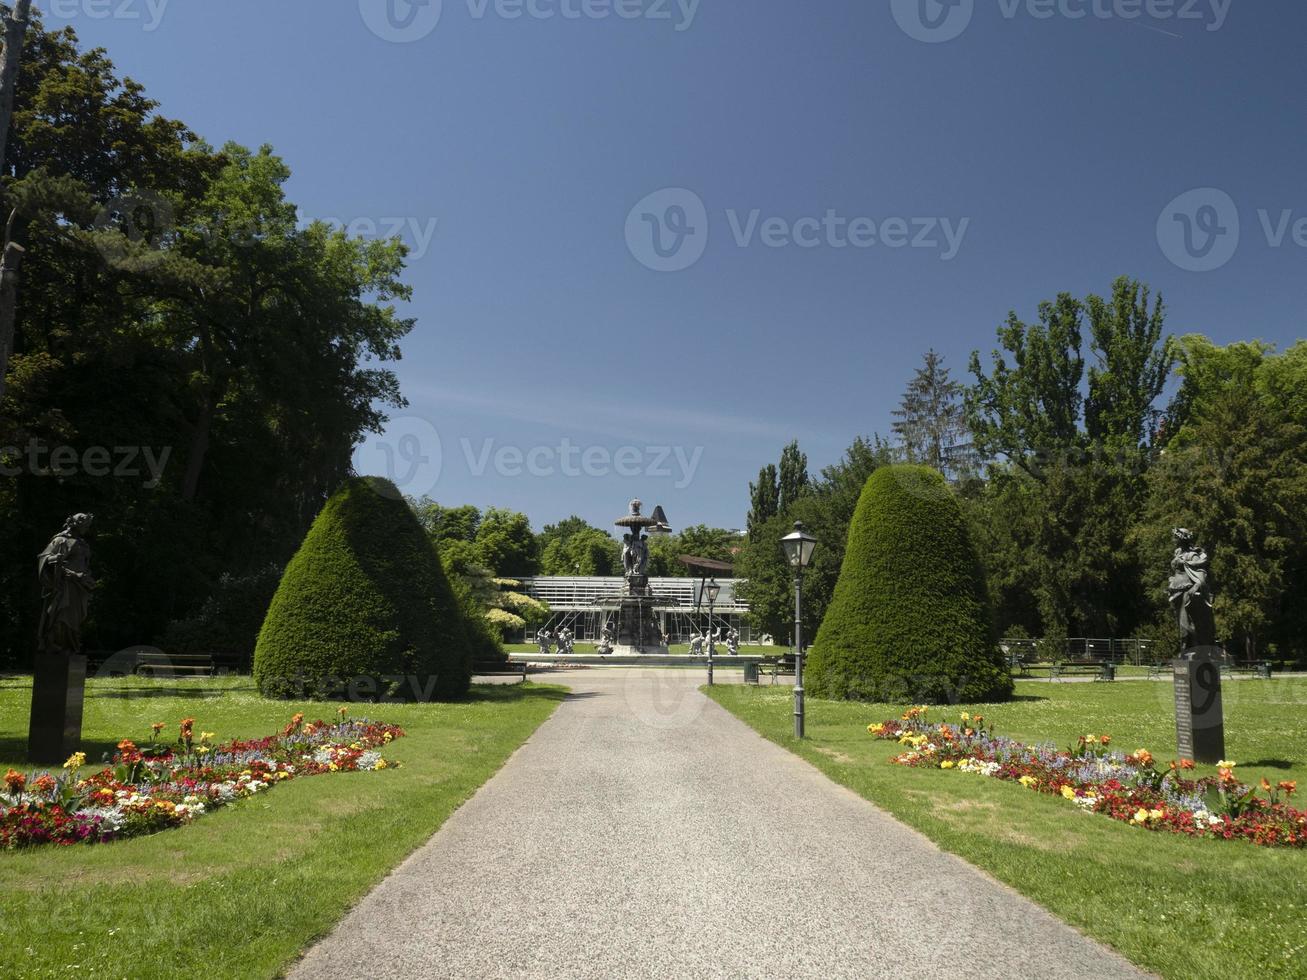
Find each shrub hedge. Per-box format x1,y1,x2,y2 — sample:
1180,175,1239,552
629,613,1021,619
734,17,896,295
806,465,1013,704
253,477,472,700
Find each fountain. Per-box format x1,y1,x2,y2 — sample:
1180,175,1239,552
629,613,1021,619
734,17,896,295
607,499,669,655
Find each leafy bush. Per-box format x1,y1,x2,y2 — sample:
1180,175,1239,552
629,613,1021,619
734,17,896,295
806,465,1013,703
253,477,472,700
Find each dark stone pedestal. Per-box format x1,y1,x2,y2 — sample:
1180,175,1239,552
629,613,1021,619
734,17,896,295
1173,648,1225,765
27,653,87,764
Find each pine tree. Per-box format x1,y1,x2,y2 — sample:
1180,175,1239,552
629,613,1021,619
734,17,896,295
893,350,973,478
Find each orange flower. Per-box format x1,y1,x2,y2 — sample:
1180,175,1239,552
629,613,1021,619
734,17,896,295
1261,778,1273,793
151,722,165,735
33,773,56,794
1132,749,1154,767
179,717,195,736
117,739,138,754
1179,759,1196,771
1279,781,1297,796
4,769,26,792
1099,735,1112,746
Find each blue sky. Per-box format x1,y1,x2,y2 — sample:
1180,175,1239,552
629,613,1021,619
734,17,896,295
56,0,1307,533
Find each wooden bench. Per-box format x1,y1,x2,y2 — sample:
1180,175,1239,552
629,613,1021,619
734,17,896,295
1223,660,1273,680
473,660,529,683
756,656,797,684
136,651,214,678
1051,659,1115,682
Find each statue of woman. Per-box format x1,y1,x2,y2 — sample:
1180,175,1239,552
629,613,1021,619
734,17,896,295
1168,527,1215,649
37,513,96,655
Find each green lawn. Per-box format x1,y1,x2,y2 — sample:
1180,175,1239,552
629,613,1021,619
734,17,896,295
707,678,1307,980
0,674,566,980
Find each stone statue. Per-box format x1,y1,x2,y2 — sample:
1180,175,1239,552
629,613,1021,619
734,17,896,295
557,628,574,655
688,632,704,655
1168,528,1216,650
726,628,740,656
621,531,649,578
37,514,96,656
537,629,553,656
597,622,615,656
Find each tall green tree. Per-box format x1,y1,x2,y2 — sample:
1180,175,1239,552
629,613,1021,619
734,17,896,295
964,277,1173,638
1141,338,1307,660
777,440,809,513
746,462,778,541
892,349,974,477
0,21,412,663
473,507,539,577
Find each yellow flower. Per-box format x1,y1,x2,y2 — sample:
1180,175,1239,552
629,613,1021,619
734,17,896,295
1217,760,1236,768
200,732,215,743
195,745,210,756
1061,786,1077,800
960,712,971,722
1132,808,1149,824
940,760,955,769
1019,775,1038,789
63,752,86,770
867,723,885,735
374,760,388,770
1149,808,1165,821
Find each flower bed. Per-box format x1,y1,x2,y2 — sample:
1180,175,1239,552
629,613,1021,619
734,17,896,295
1,712,404,850
868,708,1305,847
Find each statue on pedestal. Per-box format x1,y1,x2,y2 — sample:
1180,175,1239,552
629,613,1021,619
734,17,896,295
537,629,553,656
596,622,615,656
1168,528,1216,650
726,628,740,656
37,513,95,655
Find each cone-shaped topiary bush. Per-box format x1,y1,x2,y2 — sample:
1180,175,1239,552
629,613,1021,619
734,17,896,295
806,465,1013,704
254,477,472,701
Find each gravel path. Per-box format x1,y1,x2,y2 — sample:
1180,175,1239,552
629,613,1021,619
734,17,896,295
291,669,1147,979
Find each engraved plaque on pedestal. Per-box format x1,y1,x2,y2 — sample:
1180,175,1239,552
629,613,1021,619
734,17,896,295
1173,648,1225,765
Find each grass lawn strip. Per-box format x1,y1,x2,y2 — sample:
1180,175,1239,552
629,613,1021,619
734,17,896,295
706,678,1307,980
0,675,566,979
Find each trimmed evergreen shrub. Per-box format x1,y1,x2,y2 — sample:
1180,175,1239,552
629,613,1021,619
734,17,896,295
806,465,1013,704
254,477,472,701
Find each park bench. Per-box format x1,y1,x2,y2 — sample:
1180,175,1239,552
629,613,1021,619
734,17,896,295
755,655,797,685
1018,661,1057,678
135,651,214,678
1223,660,1273,680
1051,659,1115,682
473,660,529,683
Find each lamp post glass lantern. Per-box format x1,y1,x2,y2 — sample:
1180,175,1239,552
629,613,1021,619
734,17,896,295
781,521,817,738
705,578,721,685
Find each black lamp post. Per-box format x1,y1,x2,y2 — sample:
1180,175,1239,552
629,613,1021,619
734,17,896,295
705,578,721,686
780,521,817,738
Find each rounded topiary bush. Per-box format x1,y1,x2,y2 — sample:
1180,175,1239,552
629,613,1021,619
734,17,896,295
254,477,472,701
806,465,1013,704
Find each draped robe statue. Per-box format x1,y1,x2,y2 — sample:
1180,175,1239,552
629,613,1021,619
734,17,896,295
1168,527,1215,649
37,514,96,655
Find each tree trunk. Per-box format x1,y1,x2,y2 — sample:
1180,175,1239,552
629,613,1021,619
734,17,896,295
0,0,34,405
181,388,214,502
